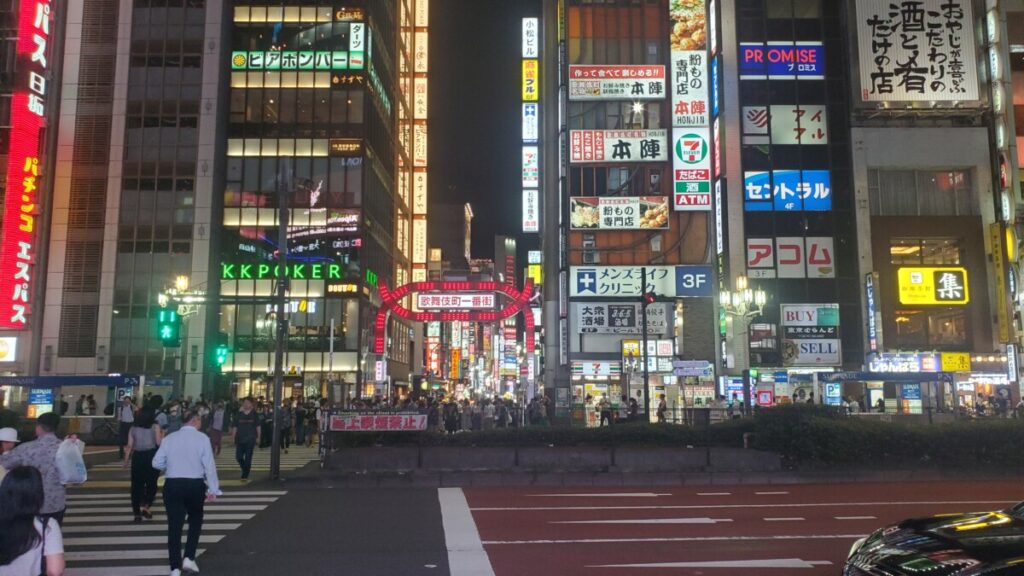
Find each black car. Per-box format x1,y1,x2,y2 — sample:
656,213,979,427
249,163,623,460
845,502,1024,575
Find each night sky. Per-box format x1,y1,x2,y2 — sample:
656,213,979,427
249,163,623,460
429,0,542,259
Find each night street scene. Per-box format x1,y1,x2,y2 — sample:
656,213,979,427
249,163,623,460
1,0,1024,575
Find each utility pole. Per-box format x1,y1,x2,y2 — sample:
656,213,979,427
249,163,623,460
270,160,291,481
641,267,650,420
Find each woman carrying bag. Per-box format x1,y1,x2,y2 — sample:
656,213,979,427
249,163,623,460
0,466,65,576
123,408,163,523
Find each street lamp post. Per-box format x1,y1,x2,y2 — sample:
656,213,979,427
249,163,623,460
720,276,767,415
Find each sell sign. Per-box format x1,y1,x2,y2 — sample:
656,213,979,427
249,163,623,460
780,303,841,367
672,128,713,212
897,267,970,305
569,65,666,101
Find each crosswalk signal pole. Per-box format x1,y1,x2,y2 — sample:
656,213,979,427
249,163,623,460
270,161,291,481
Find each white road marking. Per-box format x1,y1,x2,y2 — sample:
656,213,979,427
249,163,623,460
66,549,206,562
62,523,241,533
527,493,671,498
696,492,731,496
835,516,877,521
764,517,804,522
66,566,186,576
66,504,267,514
755,491,789,495
552,518,732,525
63,513,255,523
63,534,224,546
66,491,286,499
68,497,279,506
470,500,1013,512
482,534,866,545
439,488,495,576
589,559,832,569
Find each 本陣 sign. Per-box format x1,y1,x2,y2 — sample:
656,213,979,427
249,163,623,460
744,170,831,212
672,128,713,211
781,303,841,367
747,237,835,279
0,0,53,330
671,51,708,127
573,302,669,335
330,414,427,432
738,42,825,79
897,267,969,305
855,0,978,102
569,196,669,230
570,130,668,163
416,293,495,310
570,265,713,298
569,65,666,101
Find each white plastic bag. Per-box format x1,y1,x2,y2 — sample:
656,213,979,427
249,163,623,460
55,438,87,485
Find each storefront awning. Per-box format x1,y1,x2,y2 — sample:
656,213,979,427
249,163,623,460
0,375,141,388
815,371,953,384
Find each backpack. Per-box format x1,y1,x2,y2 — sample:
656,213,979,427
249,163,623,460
103,403,114,416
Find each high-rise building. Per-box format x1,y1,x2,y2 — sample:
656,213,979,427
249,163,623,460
34,1,424,403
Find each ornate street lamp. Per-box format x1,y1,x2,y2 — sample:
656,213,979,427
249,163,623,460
720,275,767,414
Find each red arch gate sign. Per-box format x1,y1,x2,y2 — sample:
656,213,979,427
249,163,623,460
373,280,535,356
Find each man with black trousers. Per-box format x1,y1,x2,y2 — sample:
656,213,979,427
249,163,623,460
153,404,221,576
231,397,260,481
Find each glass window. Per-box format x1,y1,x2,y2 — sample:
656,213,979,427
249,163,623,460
889,238,961,266
869,169,976,216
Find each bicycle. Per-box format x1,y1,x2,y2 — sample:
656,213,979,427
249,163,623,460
90,418,121,445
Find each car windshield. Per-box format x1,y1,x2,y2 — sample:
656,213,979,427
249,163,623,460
1008,502,1024,518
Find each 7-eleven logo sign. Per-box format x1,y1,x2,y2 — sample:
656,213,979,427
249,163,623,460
675,133,708,165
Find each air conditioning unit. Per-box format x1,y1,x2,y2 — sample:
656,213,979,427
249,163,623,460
582,234,596,249
582,251,600,264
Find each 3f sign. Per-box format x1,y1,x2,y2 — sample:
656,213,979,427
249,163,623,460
679,273,707,290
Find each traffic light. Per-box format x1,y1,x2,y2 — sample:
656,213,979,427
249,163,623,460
642,292,657,305
156,309,180,347
214,331,230,367
214,343,229,367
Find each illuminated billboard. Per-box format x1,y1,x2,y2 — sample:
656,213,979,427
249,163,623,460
898,267,970,306
417,293,496,310
0,0,53,329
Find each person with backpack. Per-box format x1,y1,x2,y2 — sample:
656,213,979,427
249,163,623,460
0,466,65,576
0,413,69,526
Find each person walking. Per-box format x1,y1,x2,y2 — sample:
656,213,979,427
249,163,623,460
123,407,163,523
231,398,260,482
279,402,292,454
0,466,65,576
0,413,67,525
293,401,307,446
208,402,226,457
152,405,221,576
117,396,136,459
258,404,273,449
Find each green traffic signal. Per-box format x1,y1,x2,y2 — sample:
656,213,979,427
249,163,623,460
215,344,230,366
156,309,180,347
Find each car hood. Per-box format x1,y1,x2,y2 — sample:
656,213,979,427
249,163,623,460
850,511,1024,576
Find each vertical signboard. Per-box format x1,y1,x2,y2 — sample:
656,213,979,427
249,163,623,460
522,189,539,233
521,17,541,236
0,0,52,329
522,17,539,58
669,0,710,213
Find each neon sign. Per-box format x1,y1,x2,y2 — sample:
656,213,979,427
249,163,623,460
221,263,343,280
0,0,52,329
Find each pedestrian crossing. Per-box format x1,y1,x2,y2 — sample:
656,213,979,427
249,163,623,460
88,443,319,486
62,490,287,576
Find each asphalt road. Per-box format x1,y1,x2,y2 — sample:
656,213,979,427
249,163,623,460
463,481,1024,576
68,451,1024,576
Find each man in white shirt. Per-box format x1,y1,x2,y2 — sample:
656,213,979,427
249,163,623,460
118,396,136,458
153,405,221,576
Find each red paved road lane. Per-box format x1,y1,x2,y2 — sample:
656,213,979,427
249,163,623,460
463,482,1023,576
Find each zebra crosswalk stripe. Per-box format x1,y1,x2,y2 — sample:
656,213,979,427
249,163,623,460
63,490,284,575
